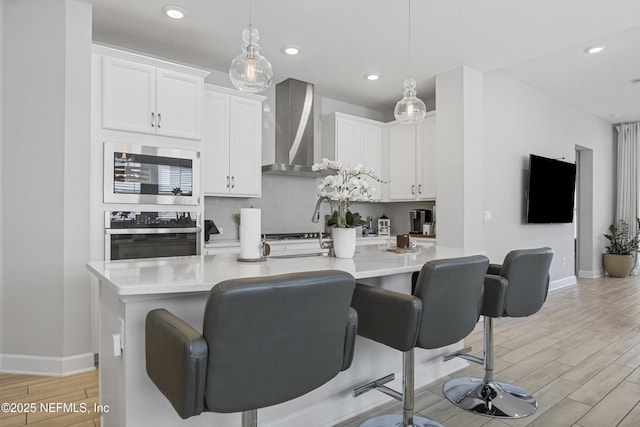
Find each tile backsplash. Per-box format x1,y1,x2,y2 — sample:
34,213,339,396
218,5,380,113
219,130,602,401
204,175,434,240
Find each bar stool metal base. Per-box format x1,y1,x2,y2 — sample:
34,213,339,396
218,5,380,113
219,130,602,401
358,413,444,427
443,377,537,418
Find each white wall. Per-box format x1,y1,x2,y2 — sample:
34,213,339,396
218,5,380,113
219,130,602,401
482,71,614,282
435,67,485,250
0,0,5,357
62,0,92,360
1,0,93,375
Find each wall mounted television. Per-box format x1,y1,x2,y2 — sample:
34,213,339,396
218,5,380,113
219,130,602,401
526,154,576,224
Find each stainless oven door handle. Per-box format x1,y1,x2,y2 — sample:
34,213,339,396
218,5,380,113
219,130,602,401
106,227,201,235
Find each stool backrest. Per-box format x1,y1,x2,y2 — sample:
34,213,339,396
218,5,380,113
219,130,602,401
500,247,553,317
414,255,489,349
202,270,355,413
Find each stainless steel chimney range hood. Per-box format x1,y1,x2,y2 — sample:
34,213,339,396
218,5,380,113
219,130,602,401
262,78,323,177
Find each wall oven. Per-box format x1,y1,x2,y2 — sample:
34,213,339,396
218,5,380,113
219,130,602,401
105,211,201,261
104,142,200,205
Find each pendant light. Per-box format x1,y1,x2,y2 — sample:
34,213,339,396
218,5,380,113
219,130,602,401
394,0,426,123
229,0,273,93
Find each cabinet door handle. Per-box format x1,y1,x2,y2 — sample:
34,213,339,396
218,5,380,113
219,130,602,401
418,184,422,194
411,185,415,195
157,113,162,128
151,112,155,127
231,176,235,189
226,176,230,188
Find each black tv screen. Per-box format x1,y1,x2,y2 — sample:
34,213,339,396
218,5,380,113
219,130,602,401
526,154,576,224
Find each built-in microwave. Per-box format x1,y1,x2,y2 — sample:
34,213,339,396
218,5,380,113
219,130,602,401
104,142,200,205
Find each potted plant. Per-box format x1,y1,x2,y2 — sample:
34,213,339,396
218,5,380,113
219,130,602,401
312,158,384,258
603,219,639,277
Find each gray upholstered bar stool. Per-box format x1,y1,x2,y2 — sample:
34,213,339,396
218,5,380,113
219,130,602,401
145,270,357,426
351,255,489,427
443,247,553,418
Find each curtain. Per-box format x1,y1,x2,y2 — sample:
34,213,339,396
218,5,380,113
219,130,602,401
615,122,640,274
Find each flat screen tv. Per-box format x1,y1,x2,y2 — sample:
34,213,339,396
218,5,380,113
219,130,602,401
526,154,576,224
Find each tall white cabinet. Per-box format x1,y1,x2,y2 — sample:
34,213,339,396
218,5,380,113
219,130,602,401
418,114,437,200
202,85,265,197
387,112,436,201
98,46,206,140
388,123,417,200
322,113,386,201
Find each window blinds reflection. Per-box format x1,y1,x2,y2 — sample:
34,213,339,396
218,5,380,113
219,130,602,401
113,152,193,196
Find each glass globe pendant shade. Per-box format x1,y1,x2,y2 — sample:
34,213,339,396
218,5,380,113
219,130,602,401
229,26,273,93
394,77,426,123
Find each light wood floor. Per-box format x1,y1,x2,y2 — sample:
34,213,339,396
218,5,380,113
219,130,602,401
2,276,640,426
0,370,99,427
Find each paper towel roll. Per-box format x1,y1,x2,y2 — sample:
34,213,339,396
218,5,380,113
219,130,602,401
240,208,261,259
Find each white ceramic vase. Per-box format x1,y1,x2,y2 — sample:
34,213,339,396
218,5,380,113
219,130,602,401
332,227,357,259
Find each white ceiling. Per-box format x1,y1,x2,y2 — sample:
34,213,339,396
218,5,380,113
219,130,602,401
89,0,640,124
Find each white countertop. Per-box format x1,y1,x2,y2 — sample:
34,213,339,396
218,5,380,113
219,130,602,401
87,243,480,296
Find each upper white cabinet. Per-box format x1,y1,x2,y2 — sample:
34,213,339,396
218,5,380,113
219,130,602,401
388,124,417,200
322,113,385,201
387,112,436,201
98,46,208,140
202,85,264,197
418,115,436,200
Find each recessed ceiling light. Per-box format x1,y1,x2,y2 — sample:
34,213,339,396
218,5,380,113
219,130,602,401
584,45,606,54
366,73,380,81
282,45,301,55
610,113,621,118
163,5,185,19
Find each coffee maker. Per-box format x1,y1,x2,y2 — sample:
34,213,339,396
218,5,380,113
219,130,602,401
410,209,433,234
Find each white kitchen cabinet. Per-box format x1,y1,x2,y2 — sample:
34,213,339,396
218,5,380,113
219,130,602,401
322,113,385,201
388,112,436,201
99,47,206,140
418,115,437,200
388,124,417,200
203,85,264,197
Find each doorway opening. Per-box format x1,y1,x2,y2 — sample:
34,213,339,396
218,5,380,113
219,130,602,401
575,146,594,278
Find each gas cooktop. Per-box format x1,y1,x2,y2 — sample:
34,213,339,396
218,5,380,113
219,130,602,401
263,232,322,240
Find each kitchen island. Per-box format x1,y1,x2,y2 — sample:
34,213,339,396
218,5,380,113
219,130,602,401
87,242,482,427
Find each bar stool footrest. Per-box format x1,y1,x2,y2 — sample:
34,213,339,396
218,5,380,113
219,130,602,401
353,373,396,398
443,377,537,418
443,346,483,364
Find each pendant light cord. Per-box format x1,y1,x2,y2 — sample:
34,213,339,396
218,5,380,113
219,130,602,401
249,0,254,45
408,0,412,78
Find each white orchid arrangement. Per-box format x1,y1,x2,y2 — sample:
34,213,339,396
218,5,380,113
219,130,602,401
312,158,385,228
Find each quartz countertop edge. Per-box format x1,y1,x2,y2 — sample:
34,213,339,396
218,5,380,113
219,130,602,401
87,243,478,297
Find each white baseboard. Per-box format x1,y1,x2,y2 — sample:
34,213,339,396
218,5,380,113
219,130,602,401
0,352,95,376
549,275,577,292
578,270,604,278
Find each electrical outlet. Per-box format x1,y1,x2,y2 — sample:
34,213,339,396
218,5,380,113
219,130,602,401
562,257,566,266
484,210,492,221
